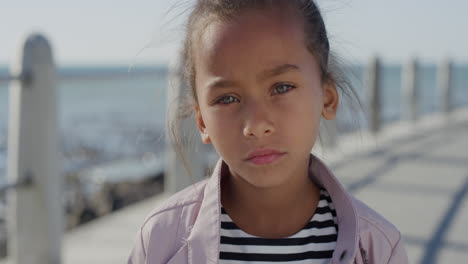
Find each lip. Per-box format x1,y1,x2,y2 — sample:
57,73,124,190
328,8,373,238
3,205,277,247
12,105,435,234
245,149,286,165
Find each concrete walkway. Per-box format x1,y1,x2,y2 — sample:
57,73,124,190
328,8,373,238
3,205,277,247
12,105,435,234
62,192,171,264
329,118,468,264
2,109,467,264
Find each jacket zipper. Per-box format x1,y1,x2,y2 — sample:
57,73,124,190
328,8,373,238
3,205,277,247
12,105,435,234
360,246,369,264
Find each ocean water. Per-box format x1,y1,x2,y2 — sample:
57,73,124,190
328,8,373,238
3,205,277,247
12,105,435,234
0,65,168,177
335,64,468,131
0,64,467,178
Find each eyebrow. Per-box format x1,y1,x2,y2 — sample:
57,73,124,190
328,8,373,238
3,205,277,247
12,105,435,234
206,79,239,91
258,64,301,81
206,64,301,91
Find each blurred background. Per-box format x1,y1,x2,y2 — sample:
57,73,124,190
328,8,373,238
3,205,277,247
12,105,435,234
0,0,467,263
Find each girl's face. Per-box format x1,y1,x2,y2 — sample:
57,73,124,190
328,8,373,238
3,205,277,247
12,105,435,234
193,8,338,188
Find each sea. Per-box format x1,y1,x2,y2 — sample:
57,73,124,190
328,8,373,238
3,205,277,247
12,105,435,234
0,63,467,179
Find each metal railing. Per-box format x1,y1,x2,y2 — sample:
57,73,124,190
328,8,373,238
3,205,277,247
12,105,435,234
0,68,165,86
0,75,19,84
0,173,33,193
57,68,165,82
0,72,34,86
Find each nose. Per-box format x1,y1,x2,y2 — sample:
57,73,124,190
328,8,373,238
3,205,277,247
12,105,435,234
242,102,275,139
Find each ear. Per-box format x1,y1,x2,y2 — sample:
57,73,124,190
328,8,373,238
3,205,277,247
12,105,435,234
321,80,339,120
194,105,212,144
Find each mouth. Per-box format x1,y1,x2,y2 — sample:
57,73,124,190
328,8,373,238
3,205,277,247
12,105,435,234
245,149,286,165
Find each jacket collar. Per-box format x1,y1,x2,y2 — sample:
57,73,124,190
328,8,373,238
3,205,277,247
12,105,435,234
187,153,358,264
309,154,359,263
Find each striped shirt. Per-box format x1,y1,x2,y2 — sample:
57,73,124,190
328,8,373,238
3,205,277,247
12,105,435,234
219,189,338,263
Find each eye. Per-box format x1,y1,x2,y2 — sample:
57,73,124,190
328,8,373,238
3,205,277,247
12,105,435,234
215,95,240,105
272,83,295,95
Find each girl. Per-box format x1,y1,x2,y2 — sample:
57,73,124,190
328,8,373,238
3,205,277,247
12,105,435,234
129,0,408,263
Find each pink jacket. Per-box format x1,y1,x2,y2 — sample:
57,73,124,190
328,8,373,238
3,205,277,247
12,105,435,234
128,154,408,264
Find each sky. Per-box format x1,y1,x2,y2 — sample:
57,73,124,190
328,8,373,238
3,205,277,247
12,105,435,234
1,0,467,66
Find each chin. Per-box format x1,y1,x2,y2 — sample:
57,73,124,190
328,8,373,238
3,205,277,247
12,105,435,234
241,166,291,189
249,177,290,189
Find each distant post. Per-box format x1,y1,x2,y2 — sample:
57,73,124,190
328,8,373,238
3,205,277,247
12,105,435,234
367,56,381,133
402,58,419,122
438,59,453,114
320,119,337,149
7,34,63,264
165,61,205,194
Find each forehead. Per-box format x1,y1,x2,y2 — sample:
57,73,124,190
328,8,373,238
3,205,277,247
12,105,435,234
193,7,313,82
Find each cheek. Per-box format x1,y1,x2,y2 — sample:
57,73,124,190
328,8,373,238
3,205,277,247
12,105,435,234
283,89,323,139
204,108,242,137
203,109,244,159
286,87,323,120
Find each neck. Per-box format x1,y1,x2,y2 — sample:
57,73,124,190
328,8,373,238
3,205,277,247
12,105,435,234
221,157,321,238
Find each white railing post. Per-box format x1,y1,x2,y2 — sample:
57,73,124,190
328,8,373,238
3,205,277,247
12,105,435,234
7,34,63,264
165,62,205,194
402,58,419,122
367,56,381,133
438,59,453,114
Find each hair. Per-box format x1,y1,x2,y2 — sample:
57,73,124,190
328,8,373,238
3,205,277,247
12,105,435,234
167,0,362,181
